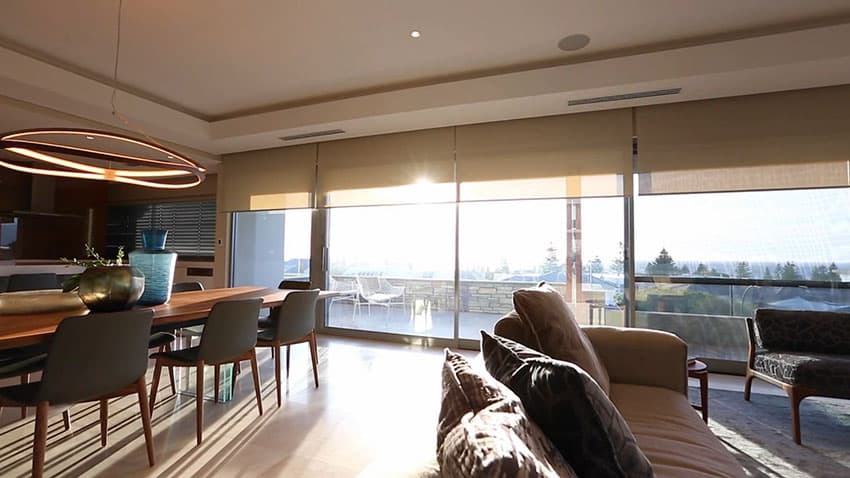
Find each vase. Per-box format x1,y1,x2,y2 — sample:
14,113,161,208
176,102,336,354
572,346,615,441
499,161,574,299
129,229,178,306
78,265,145,312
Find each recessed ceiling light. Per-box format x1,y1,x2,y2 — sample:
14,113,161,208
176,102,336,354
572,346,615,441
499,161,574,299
410,30,421,38
85,136,95,140
558,33,590,52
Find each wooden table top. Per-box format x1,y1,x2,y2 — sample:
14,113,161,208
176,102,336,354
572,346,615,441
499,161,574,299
0,286,334,350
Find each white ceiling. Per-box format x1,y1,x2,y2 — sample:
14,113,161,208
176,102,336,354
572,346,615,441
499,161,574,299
0,0,849,164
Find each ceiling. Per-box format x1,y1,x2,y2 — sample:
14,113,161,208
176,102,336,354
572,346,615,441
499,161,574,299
1,0,850,163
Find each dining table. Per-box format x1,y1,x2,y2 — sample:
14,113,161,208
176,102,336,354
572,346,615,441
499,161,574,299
0,286,337,351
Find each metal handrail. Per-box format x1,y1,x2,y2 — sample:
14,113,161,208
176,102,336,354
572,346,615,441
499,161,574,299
634,275,850,289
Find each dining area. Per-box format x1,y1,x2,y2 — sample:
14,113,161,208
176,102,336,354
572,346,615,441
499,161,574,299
0,279,330,477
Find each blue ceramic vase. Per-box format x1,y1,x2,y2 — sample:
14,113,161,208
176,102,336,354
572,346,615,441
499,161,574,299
129,229,177,306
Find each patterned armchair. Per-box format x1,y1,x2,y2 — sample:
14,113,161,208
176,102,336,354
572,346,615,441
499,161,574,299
745,308,850,444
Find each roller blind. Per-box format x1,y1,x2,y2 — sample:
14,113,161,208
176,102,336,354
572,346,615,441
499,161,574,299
456,109,632,200
317,128,455,207
220,144,316,211
636,85,850,174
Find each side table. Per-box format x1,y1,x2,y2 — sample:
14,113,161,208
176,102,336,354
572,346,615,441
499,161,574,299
688,359,708,423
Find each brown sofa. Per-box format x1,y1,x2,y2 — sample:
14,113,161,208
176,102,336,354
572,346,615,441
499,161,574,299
495,315,744,477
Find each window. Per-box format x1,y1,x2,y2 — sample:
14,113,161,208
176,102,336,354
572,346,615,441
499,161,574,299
106,200,216,258
231,209,312,289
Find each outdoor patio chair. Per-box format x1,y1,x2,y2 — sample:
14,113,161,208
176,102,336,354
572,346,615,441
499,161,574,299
355,276,406,318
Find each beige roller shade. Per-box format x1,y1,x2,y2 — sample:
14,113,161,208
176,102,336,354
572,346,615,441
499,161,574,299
317,128,455,207
456,109,632,200
636,85,850,173
220,144,316,212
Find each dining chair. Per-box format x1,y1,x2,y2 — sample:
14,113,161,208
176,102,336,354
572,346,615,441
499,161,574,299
6,273,59,292
149,298,264,445
0,310,156,478
259,279,313,330
0,349,70,428
255,289,320,407
173,281,205,293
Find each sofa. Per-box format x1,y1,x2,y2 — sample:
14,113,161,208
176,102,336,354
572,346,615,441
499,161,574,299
745,308,850,445
495,314,744,477
434,282,744,477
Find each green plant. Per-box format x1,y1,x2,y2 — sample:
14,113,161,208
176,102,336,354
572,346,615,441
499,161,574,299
60,245,125,292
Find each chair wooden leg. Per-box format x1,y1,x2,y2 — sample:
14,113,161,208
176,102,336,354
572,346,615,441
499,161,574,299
273,343,282,407
250,351,263,416
214,365,220,403
62,409,72,431
149,362,163,416
271,346,275,359
164,343,177,394
99,399,108,447
33,401,48,478
309,332,319,388
136,377,155,466
744,372,755,401
286,345,291,379
196,362,204,445
20,373,29,419
789,386,805,445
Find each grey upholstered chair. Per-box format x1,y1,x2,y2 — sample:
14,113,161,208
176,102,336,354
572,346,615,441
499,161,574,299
258,279,313,330
149,298,264,445
0,350,70,426
0,310,156,478
256,289,320,407
6,273,59,292
172,281,205,293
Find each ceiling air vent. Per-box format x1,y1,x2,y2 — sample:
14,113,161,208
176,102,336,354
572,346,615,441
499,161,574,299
568,88,681,106
280,129,345,141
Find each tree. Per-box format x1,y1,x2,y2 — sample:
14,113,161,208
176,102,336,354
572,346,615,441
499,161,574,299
780,261,802,281
811,263,842,281
763,267,774,280
645,248,679,276
734,261,753,279
695,263,710,276
680,264,691,275
542,243,560,274
610,241,625,276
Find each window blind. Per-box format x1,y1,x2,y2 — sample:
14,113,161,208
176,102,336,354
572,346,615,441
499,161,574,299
220,144,316,211
635,85,850,193
106,200,216,257
455,109,632,200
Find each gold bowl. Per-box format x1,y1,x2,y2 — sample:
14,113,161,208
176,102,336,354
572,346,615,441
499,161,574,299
0,290,87,315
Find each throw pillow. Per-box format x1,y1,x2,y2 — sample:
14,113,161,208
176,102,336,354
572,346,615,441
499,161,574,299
437,350,577,478
513,282,610,394
482,332,654,478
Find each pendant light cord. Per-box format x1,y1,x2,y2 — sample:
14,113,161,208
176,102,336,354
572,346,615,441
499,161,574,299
110,0,123,117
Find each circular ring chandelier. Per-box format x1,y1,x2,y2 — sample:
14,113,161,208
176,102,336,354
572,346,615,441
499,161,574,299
0,129,206,189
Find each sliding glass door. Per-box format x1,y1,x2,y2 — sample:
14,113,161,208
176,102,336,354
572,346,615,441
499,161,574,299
231,209,312,288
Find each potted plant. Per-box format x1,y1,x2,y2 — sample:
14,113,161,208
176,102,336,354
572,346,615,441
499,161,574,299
62,245,145,312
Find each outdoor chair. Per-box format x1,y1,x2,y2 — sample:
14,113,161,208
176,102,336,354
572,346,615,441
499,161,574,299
745,308,850,444
0,310,156,477
149,298,264,445
355,276,406,318
328,277,359,317
255,289,320,407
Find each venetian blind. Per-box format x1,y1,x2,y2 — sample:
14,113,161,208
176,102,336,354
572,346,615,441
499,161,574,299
455,109,633,200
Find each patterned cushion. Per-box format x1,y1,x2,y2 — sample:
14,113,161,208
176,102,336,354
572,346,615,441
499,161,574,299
437,350,576,478
753,351,850,398
512,282,610,395
482,332,654,478
754,308,850,354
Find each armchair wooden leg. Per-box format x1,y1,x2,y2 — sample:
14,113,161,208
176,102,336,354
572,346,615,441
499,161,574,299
99,399,109,447
33,401,48,478
250,351,263,416
744,372,755,401
196,362,204,445
273,343,282,407
309,332,319,388
136,377,155,466
789,386,805,445
214,365,220,403
149,362,163,416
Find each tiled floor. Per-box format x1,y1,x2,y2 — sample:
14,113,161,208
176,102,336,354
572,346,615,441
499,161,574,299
0,335,791,478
